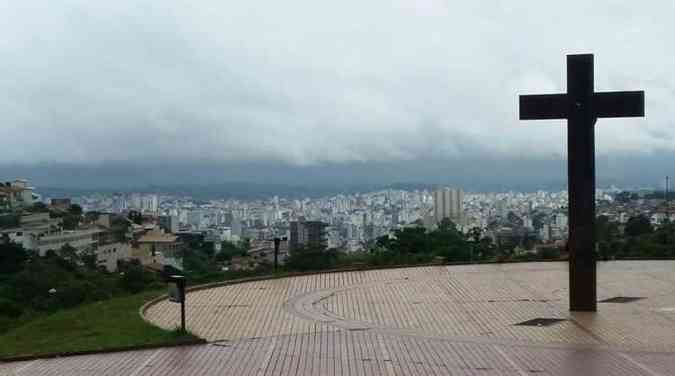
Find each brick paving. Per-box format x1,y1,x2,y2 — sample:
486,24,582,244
2,261,674,375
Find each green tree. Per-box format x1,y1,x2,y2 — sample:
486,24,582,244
30,202,49,212
625,215,653,237
56,280,89,308
477,237,496,260
596,215,621,260
0,214,20,229
69,204,83,216
127,210,143,225
80,249,98,269
430,219,469,261
615,191,639,203
119,263,147,293
468,227,483,243
0,242,28,274
0,298,23,318
391,226,428,256
62,215,80,230
285,246,340,271
84,211,101,223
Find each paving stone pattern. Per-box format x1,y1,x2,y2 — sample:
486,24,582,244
3,261,674,375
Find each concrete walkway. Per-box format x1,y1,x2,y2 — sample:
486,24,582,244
3,261,675,375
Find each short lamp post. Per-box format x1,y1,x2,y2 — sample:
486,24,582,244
273,237,281,272
167,275,187,332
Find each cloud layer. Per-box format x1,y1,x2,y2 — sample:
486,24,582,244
1,0,674,166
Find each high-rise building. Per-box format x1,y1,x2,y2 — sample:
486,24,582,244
142,194,159,214
433,187,463,224
188,210,203,229
159,215,179,234
290,218,328,252
231,215,242,237
555,213,568,228
130,193,142,210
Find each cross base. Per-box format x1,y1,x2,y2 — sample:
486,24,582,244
569,256,597,311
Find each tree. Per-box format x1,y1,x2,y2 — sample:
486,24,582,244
62,216,78,230
0,214,19,229
391,226,428,258
84,211,101,223
596,215,621,260
69,204,83,216
468,227,483,243
375,235,393,250
430,219,469,261
596,216,620,242
80,249,98,269
625,215,653,237
477,237,496,259
56,280,89,308
285,246,340,271
128,210,143,225
0,298,23,318
119,263,146,293
29,202,49,212
615,191,639,203
0,242,28,274
58,244,79,260
532,211,548,230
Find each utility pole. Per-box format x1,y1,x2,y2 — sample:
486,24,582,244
666,176,670,203
666,176,671,216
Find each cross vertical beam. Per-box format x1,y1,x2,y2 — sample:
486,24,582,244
519,54,645,312
566,54,597,311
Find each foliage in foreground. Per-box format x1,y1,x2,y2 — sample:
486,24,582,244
0,243,163,334
0,290,197,358
597,215,675,259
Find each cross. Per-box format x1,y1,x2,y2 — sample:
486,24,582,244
519,54,644,312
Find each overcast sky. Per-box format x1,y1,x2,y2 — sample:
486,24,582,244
1,1,674,173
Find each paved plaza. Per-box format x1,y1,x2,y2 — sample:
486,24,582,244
3,261,675,375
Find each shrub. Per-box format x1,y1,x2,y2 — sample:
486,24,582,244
537,247,562,260
119,264,146,293
0,242,28,274
0,298,23,318
57,281,89,308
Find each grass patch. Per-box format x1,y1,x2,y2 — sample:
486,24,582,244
0,290,199,359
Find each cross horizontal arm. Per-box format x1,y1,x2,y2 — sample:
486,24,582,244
594,91,644,118
519,94,568,120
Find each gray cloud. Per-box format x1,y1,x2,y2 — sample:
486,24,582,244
1,0,674,167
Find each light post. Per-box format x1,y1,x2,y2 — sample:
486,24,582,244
167,275,186,332
273,237,280,272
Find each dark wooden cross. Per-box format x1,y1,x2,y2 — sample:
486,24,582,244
519,54,644,312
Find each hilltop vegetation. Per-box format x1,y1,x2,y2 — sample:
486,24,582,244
0,290,197,359
0,242,163,334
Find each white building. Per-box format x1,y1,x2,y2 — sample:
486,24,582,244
0,179,37,210
30,229,102,256
433,187,464,224
159,215,179,234
540,224,551,242
555,213,568,228
142,194,159,214
96,242,131,272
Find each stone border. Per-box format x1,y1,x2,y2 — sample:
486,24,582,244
0,337,207,363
